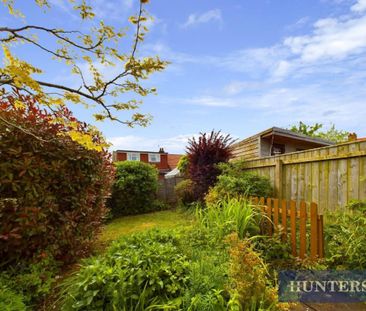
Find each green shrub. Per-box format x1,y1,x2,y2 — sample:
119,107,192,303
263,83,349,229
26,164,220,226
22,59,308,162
325,211,366,269
254,233,293,270
196,197,261,239
0,283,26,311
175,179,196,205
206,161,272,204
61,230,190,310
346,199,366,214
177,155,189,177
108,161,160,217
0,94,114,266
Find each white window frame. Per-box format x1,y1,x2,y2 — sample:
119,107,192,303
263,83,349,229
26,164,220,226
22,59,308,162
127,152,140,161
148,153,161,163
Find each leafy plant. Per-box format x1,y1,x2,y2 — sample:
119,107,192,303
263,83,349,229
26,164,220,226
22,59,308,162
253,232,293,270
288,122,349,143
346,199,366,214
325,211,366,269
206,161,272,204
61,230,190,310
108,161,162,217
177,155,189,177
179,227,232,310
187,131,235,201
196,197,261,239
0,282,26,311
175,179,196,205
0,94,114,265
225,234,282,310
1,255,58,307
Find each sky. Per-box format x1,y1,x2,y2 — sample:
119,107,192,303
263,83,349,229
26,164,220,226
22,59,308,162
2,0,366,153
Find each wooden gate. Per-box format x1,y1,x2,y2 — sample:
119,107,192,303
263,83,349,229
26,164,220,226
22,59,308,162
250,197,324,259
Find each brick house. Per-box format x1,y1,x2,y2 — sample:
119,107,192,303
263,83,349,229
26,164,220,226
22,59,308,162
112,148,182,179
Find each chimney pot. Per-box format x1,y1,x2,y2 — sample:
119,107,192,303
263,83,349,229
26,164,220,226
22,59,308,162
348,133,357,141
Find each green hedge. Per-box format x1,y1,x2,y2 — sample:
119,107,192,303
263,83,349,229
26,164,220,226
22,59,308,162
0,94,114,266
206,161,272,204
108,161,161,217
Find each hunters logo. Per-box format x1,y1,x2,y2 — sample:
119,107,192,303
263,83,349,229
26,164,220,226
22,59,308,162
279,270,366,303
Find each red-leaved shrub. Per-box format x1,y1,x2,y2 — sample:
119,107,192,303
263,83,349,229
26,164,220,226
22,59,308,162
0,91,114,265
187,130,234,201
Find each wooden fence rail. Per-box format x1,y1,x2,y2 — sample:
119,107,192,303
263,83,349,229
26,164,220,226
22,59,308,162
250,196,324,260
235,140,366,212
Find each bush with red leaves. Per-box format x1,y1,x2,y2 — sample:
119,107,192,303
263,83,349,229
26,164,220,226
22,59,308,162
187,130,235,201
0,91,115,265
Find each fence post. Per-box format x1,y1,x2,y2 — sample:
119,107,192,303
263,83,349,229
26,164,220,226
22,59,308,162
281,200,288,241
299,201,307,259
290,200,297,257
310,202,319,260
317,215,324,258
274,159,283,201
266,198,273,236
273,199,279,230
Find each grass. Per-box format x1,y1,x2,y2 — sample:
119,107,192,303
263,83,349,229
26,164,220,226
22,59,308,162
98,209,194,245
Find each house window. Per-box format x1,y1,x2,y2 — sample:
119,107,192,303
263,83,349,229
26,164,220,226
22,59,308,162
127,152,140,161
271,143,285,155
148,153,161,163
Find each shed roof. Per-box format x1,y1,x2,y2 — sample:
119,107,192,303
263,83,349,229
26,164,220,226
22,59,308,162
234,127,335,147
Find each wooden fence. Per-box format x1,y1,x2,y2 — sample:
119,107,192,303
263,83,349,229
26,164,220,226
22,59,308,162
240,140,366,212
157,177,184,204
250,197,324,259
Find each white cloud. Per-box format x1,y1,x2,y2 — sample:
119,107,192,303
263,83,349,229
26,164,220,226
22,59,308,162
272,60,292,78
285,16,310,31
224,81,268,95
218,46,288,74
108,134,196,153
184,96,238,107
284,15,366,62
181,9,222,28
351,0,366,12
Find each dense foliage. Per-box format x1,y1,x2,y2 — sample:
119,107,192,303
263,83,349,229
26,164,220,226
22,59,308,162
0,282,26,311
226,234,279,309
196,197,261,239
205,161,272,204
289,121,349,143
187,131,235,201
0,255,59,307
325,210,366,269
0,93,114,266
108,161,161,217
174,179,196,205
60,210,286,310
177,155,189,177
61,230,190,310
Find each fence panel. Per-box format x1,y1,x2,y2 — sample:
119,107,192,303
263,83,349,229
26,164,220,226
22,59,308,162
241,140,366,212
157,177,184,204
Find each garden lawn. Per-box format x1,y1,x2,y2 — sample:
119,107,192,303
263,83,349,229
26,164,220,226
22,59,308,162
98,209,194,244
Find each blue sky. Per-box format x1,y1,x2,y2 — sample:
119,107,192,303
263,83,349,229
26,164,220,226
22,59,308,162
2,0,366,153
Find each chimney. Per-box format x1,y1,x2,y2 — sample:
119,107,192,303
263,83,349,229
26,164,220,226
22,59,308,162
348,133,357,142
159,147,165,153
